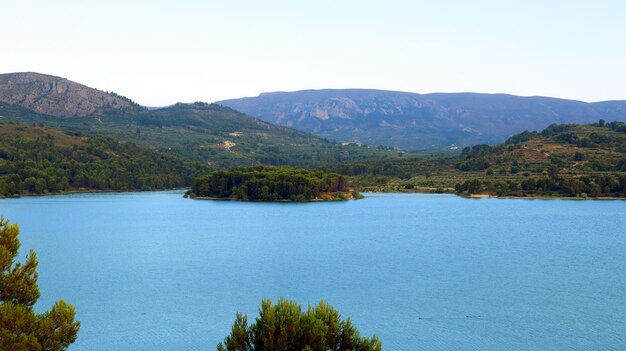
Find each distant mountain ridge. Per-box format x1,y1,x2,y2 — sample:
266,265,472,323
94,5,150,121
218,89,626,149
0,72,142,117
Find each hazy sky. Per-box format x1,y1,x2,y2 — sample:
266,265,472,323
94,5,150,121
2,0,625,105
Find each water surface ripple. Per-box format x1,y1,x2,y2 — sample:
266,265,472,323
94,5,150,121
2,191,625,350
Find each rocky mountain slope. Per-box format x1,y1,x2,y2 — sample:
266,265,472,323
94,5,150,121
218,89,626,149
0,72,141,117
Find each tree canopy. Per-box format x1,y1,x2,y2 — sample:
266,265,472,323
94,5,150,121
217,299,381,351
0,217,80,351
0,123,204,197
192,166,354,201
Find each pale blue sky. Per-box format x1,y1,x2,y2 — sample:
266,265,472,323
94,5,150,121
2,0,625,105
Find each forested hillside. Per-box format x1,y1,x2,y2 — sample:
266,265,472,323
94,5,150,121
453,121,626,197
0,123,203,197
327,121,626,198
0,101,394,169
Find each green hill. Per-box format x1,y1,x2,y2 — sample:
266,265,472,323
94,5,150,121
5,102,394,168
0,73,395,168
327,121,626,198
452,121,626,197
0,122,203,197
456,121,626,174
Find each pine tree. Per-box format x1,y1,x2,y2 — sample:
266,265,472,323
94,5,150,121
217,298,381,351
0,217,80,351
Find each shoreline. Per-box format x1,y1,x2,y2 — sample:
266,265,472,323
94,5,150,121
461,194,626,200
0,187,189,199
190,191,359,202
3,188,624,201
362,189,626,200
191,196,349,202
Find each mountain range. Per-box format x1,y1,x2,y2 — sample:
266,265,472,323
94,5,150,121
0,72,390,168
2,72,625,154
1,72,624,198
219,89,626,149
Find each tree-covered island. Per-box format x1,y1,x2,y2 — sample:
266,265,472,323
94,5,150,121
191,166,362,201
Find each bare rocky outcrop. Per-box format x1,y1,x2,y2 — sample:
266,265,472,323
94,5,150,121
0,72,139,117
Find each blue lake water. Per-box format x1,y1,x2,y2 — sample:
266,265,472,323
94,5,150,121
1,191,625,350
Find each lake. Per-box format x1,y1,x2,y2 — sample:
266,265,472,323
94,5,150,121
1,191,625,350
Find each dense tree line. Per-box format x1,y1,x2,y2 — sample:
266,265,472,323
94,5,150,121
0,217,80,350
605,120,626,133
192,166,352,201
0,125,203,197
322,155,456,179
455,173,626,197
217,299,381,351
